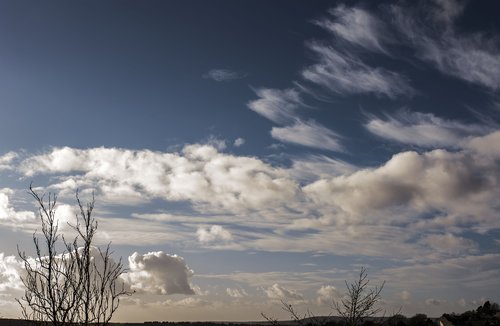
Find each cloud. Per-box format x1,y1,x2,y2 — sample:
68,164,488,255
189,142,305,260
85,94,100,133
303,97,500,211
226,287,248,298
203,69,246,82
432,0,466,23
271,120,343,152
247,88,305,125
197,225,233,244
18,145,301,213
264,283,304,301
317,285,338,305
400,290,411,301
0,189,35,223
391,1,500,91
288,155,356,183
0,254,23,292
365,110,491,148
248,89,345,151
233,138,245,147
302,42,413,98
421,233,478,256
464,130,500,158
162,297,211,307
315,5,388,53
0,152,18,171
425,298,446,306
6,131,500,261
304,141,500,223
123,251,195,295
381,253,500,290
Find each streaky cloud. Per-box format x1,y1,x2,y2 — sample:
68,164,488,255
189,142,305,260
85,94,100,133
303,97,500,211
302,42,413,98
391,0,500,91
365,110,491,148
247,88,305,125
271,120,344,152
315,5,389,53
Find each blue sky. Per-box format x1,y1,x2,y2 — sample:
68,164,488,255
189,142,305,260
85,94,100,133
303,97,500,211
0,0,500,321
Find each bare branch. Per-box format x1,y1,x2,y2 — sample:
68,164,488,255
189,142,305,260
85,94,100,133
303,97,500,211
17,186,132,326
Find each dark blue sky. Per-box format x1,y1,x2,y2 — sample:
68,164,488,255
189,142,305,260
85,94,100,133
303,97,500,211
1,1,497,158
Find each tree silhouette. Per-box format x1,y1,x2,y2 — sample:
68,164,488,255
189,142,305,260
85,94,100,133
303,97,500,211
333,267,385,326
17,186,131,326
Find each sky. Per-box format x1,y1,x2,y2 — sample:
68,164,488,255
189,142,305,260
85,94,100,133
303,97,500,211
0,0,499,322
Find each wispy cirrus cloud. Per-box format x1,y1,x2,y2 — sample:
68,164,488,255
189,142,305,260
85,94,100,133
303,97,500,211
365,110,492,148
314,5,389,53
391,0,500,91
203,69,246,82
271,120,344,152
289,154,356,183
248,88,343,151
302,42,413,98
247,88,305,125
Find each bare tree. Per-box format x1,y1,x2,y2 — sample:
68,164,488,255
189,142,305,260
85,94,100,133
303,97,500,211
261,268,386,326
17,186,131,326
334,267,385,326
261,300,329,326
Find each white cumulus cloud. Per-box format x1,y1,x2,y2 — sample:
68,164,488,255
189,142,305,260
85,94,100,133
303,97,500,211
317,285,338,305
226,287,248,298
123,251,195,295
264,283,303,301
0,189,35,223
0,253,23,292
18,145,301,213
